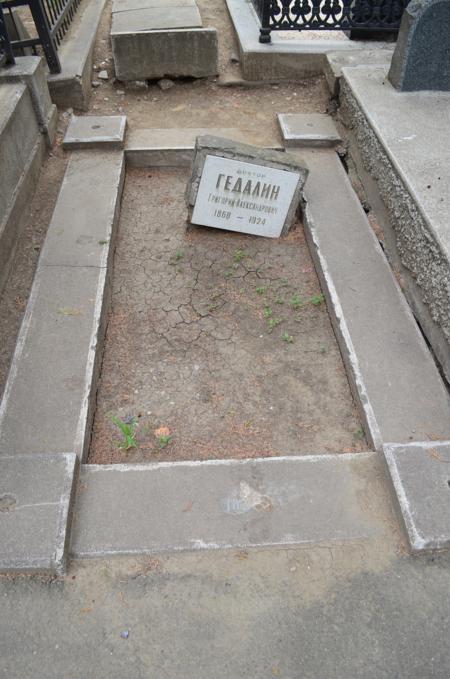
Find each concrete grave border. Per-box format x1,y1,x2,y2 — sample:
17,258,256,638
1,117,449,573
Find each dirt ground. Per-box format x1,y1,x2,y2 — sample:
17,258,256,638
89,168,367,463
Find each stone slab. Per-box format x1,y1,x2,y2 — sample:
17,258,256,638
111,27,218,80
384,442,450,551
0,151,125,460
277,113,342,148
71,452,386,557
39,150,124,267
0,453,78,573
339,66,450,379
298,148,450,449
48,0,107,110
63,115,127,149
324,49,394,96
111,6,202,33
186,135,308,237
125,127,283,167
113,0,194,10
226,0,389,81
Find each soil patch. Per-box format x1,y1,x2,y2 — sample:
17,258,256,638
89,168,367,463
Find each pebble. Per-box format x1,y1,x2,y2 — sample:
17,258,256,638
116,89,125,95
98,70,109,80
91,80,101,88
230,51,240,63
157,78,175,91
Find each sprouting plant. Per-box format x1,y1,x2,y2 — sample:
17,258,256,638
263,306,272,318
310,293,325,306
111,415,138,450
233,249,246,263
319,346,327,354
275,297,284,305
278,278,289,288
256,286,267,295
156,434,172,449
281,332,294,344
268,318,282,331
175,249,184,260
291,293,302,310
354,427,365,441
98,239,108,245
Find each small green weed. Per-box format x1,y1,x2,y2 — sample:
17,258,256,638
319,346,327,354
233,249,246,263
291,293,302,310
268,317,282,331
275,297,284,305
175,249,184,260
111,415,138,450
354,427,365,440
256,286,267,295
281,332,294,344
98,239,108,245
310,293,325,306
156,434,172,449
263,306,272,318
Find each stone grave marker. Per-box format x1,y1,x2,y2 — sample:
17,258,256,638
388,0,450,91
186,136,308,238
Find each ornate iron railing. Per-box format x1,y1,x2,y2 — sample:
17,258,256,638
251,0,410,42
0,3,15,66
0,0,82,73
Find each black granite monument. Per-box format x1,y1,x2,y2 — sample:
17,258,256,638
388,0,450,91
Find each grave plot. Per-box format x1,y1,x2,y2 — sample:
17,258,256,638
89,167,367,463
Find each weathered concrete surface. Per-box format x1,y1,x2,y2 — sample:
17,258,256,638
0,83,45,296
339,66,450,380
0,151,124,460
63,115,127,149
111,4,202,32
0,544,449,678
324,48,394,96
111,27,218,80
72,453,384,557
0,56,57,145
384,441,450,552
0,453,78,574
226,0,389,81
125,127,283,167
48,0,107,110
278,113,341,147
186,135,308,235
298,148,450,449
389,0,450,91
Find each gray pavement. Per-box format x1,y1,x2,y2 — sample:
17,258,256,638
0,542,449,678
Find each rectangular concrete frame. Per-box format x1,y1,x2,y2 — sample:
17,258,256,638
0,151,125,461
125,127,284,167
71,452,388,558
383,442,450,552
111,27,218,80
339,66,450,383
0,453,78,574
225,0,389,81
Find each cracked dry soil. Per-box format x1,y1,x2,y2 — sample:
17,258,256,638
89,168,367,463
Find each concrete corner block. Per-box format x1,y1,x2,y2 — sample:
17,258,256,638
278,113,342,148
0,453,78,574
63,115,127,149
384,442,450,552
111,27,218,81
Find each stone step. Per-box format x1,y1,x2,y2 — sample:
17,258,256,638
125,127,283,167
299,148,450,449
62,115,127,149
0,150,125,461
71,452,390,558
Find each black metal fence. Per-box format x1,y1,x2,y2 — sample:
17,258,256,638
0,0,82,73
0,3,15,66
251,0,410,42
